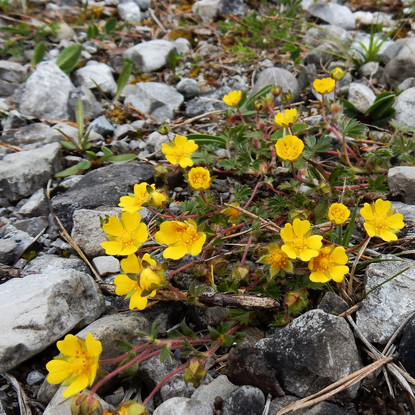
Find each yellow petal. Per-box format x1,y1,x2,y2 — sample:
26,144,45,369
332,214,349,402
280,223,294,241
380,229,398,242
281,244,297,259
374,199,391,216
190,233,206,256
331,246,348,265
57,334,81,356
85,333,102,357
119,244,140,256
179,157,194,168
101,241,123,256
299,248,319,262
142,253,156,267
103,216,123,236
129,291,148,310
293,219,310,236
330,265,349,282
387,213,404,229
46,360,73,384
120,254,141,274
307,235,323,250
155,222,180,245
360,203,373,221
122,211,141,232
134,222,148,243
62,374,89,397
115,274,138,295
163,244,188,260
363,222,376,237
309,271,329,283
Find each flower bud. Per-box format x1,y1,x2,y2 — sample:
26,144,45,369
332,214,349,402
253,99,265,111
158,124,171,135
71,394,103,415
330,67,344,81
281,90,292,103
270,85,282,97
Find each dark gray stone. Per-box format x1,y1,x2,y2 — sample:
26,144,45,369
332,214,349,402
221,385,265,415
185,86,230,116
51,163,154,231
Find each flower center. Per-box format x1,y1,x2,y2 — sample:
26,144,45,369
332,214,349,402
372,215,387,231
315,254,331,271
291,236,307,252
72,350,92,375
269,250,288,267
119,230,135,246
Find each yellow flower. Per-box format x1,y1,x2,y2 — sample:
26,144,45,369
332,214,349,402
327,203,350,225
360,199,404,242
313,78,336,95
223,90,242,107
331,67,344,81
148,184,168,207
280,218,323,261
101,211,148,256
154,219,206,260
46,333,102,398
274,108,298,128
222,203,242,223
308,245,349,283
104,401,149,415
118,182,150,213
275,135,304,161
258,243,293,277
161,135,198,168
114,253,164,310
188,167,211,190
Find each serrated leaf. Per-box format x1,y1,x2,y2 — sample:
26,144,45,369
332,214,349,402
108,153,136,163
115,60,133,101
31,42,45,67
208,327,220,341
56,43,82,74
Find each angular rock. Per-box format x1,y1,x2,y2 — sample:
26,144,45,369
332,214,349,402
220,0,244,16
185,86,230,116
0,268,105,372
18,188,49,216
191,375,239,411
317,291,349,315
21,254,90,276
14,216,49,238
0,142,61,202
51,163,154,231
123,40,176,73
176,78,201,99
192,0,221,21
118,1,141,22
226,346,284,397
257,309,362,400
0,225,34,264
173,38,192,54
74,61,117,96
221,385,265,415
92,255,120,276
18,61,75,121
354,11,394,27
309,3,355,30
388,167,415,203
89,116,115,137
356,255,415,344
393,87,415,129
249,67,299,102
11,123,54,147
153,397,212,415
71,207,122,257
348,82,376,113
68,86,103,121
0,60,27,83
2,110,26,132
136,0,150,10
124,82,184,121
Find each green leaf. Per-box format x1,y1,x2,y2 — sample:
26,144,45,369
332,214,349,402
31,41,45,67
168,50,179,74
115,60,133,101
115,339,133,353
180,320,196,338
187,133,228,148
101,146,112,156
55,160,91,177
107,153,136,163
75,99,84,140
86,23,99,39
340,98,359,118
160,345,172,363
103,17,117,35
365,92,395,120
56,43,82,74
60,140,78,150
239,84,272,110
85,150,98,160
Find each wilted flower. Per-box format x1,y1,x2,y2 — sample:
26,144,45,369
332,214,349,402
223,90,242,107
274,108,298,128
114,253,164,310
308,245,349,283
258,243,293,277
154,219,206,260
46,333,102,398
188,167,211,190
313,78,336,95
327,203,350,225
331,67,344,81
360,199,404,241
280,219,323,261
275,135,304,161
101,211,148,256
161,135,198,168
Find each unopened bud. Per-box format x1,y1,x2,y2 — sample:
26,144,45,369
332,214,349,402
281,90,292,103
253,99,265,111
330,67,344,81
158,124,171,135
270,85,282,97
71,394,102,415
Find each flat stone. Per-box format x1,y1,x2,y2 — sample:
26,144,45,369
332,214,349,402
117,1,141,22
92,255,120,276
393,87,415,129
348,82,376,113
309,3,355,30
192,0,221,21
18,188,49,216
0,269,105,372
74,61,117,96
153,397,212,415
221,385,265,415
0,142,61,202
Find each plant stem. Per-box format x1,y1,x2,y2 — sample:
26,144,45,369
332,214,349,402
290,161,307,184
347,236,371,296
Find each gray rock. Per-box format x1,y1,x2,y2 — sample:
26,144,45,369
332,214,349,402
383,37,415,88
388,166,415,203
51,163,154,231
0,269,105,372
21,254,89,276
358,61,380,78
192,0,221,21
118,1,141,21
71,207,122,257
399,314,415,377
135,0,150,10
0,60,27,83
348,82,376,113
221,385,265,415
0,142,61,202
0,238,18,265
397,77,415,91
113,123,137,140
26,370,45,386
309,3,355,30
43,387,112,415
14,216,49,238
74,61,117,96
2,110,26,132
191,375,238,411
177,78,201,99
55,22,76,41
68,86,103,120
92,255,120,276
270,395,357,415
393,87,415,129
220,0,244,16
317,291,349,315
141,131,171,155
250,67,299,102
18,188,49,216
153,397,212,415
124,82,184,121
12,123,54,147
356,255,415,344
0,225,34,264
173,38,192,54
354,10,394,27
123,40,176,73
18,61,75,121
185,86,230,116
89,116,115,137
257,309,362,400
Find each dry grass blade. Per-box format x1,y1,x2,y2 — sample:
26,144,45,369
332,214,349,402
54,215,102,282
1,373,32,415
276,356,393,415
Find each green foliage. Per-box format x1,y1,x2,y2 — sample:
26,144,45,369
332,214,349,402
114,59,133,101
31,42,46,67
56,44,82,74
